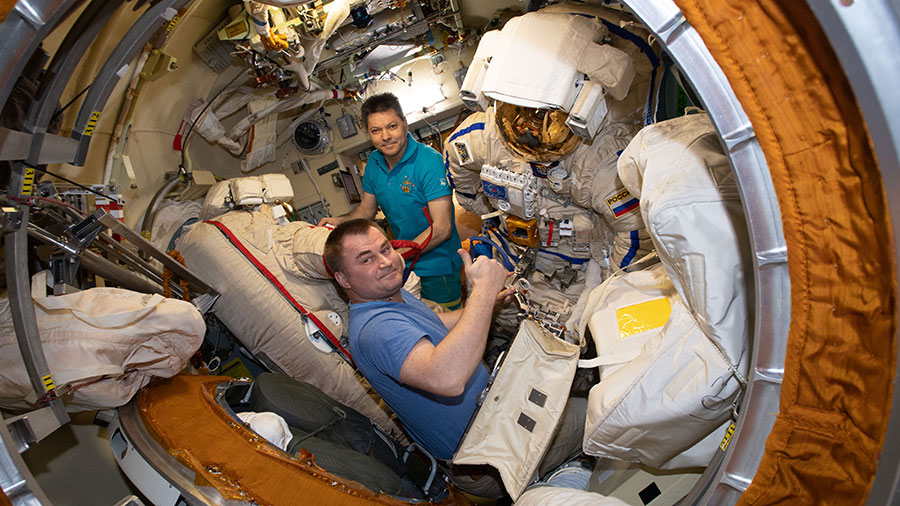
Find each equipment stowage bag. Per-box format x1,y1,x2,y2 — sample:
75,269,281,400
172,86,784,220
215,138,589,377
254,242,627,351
0,273,204,412
579,262,740,468
453,319,580,499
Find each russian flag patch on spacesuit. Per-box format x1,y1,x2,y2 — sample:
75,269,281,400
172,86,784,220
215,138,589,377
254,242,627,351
606,188,639,219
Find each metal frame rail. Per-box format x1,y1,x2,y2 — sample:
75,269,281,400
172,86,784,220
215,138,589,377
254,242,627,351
0,1,196,504
69,0,191,166
625,1,789,504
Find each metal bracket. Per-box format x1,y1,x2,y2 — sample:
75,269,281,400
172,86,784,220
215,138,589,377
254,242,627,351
68,211,105,249
5,406,61,453
0,128,33,161
0,206,24,232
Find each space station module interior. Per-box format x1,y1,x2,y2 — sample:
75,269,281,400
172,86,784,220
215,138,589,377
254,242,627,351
0,0,757,503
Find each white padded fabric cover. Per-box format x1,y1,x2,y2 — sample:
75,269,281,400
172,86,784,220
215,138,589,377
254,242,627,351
229,176,264,206
480,12,633,110
201,174,295,220
454,319,580,499
200,180,232,220
515,487,630,506
260,173,294,201
176,208,408,438
618,113,751,373
578,113,751,468
579,262,737,468
0,275,204,412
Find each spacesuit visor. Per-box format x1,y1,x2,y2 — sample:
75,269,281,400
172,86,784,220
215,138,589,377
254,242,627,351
495,102,582,161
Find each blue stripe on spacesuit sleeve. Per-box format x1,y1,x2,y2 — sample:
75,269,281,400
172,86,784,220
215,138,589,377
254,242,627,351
444,152,453,186
619,229,641,268
448,122,485,143
600,20,660,69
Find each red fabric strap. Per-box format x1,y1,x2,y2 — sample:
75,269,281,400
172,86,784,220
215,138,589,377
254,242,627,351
391,206,434,273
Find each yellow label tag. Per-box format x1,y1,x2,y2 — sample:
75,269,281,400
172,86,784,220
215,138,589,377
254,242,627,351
166,11,183,32
21,166,35,196
225,21,248,39
83,111,101,136
218,357,255,380
720,421,736,451
42,373,55,392
615,297,671,339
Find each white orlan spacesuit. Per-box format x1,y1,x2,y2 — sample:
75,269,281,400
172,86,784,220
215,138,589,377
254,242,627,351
444,6,661,332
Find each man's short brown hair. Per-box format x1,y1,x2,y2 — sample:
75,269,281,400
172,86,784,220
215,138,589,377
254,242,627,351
323,218,381,275
360,92,404,130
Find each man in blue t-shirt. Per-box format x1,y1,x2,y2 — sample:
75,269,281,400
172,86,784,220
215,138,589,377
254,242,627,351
324,219,587,498
318,93,463,308
323,218,512,460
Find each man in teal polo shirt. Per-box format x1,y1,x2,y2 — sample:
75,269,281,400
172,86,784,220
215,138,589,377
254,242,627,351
318,92,463,308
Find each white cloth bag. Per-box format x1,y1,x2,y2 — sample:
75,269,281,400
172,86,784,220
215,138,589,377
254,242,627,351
0,273,204,412
578,262,738,468
453,319,581,499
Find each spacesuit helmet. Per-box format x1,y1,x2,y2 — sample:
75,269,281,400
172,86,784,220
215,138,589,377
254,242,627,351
495,102,582,162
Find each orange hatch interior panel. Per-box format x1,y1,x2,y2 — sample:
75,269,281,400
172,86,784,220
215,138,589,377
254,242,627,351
139,374,469,506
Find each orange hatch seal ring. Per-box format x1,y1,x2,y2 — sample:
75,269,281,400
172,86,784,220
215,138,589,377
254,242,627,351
139,375,467,506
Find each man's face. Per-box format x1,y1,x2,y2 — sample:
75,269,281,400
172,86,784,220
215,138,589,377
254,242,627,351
334,226,405,302
366,109,408,162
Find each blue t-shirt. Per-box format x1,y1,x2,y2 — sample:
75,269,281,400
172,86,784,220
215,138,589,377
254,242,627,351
362,133,462,277
349,290,489,460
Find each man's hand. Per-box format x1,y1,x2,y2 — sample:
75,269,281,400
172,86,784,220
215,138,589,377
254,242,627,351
496,285,516,306
317,216,346,227
317,192,378,228
398,250,512,397
458,249,510,297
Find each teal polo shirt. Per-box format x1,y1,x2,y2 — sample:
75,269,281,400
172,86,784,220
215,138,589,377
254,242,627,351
362,133,462,277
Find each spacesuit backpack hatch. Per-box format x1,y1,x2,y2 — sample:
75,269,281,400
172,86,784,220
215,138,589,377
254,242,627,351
445,6,659,335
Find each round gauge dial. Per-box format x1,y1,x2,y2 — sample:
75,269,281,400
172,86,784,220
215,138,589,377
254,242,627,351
293,119,330,154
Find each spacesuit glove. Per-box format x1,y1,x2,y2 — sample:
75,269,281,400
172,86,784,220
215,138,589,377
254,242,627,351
263,33,289,51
